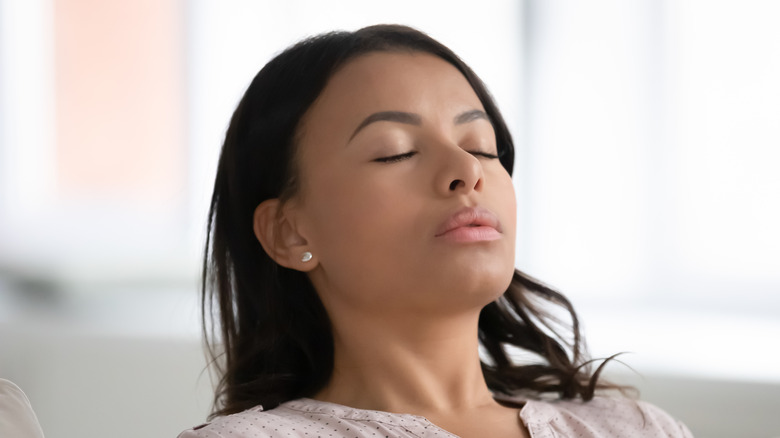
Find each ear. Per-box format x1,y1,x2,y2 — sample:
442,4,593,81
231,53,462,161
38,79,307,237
253,199,318,272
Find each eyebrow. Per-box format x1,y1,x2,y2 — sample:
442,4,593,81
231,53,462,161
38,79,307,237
454,109,489,125
349,111,421,140
349,109,490,141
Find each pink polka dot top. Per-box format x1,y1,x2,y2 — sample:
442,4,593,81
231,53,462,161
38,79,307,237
179,396,694,437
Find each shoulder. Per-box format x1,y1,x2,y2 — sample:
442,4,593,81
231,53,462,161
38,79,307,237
520,396,694,438
177,398,422,438
177,404,284,438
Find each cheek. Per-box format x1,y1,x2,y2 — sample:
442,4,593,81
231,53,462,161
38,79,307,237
301,169,417,258
300,171,429,308
504,179,518,241
487,168,517,231
491,170,519,269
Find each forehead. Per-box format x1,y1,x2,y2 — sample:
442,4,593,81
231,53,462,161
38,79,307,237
297,51,484,144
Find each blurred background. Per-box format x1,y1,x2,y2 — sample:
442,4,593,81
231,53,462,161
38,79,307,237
0,0,778,437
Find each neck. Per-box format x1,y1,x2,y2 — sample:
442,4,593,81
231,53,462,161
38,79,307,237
313,308,496,415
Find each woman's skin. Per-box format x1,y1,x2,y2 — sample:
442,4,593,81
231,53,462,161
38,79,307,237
254,52,528,437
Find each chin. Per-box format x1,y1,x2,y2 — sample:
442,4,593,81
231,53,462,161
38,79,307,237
438,261,515,306
485,265,516,301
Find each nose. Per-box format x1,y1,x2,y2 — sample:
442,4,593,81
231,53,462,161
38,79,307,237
435,146,484,196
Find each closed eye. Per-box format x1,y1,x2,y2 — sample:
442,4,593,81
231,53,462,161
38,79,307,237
469,151,499,159
373,151,417,163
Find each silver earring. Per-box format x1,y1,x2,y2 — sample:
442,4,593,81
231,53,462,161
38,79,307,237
301,251,313,262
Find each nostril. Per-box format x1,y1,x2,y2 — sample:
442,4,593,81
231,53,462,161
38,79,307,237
449,179,463,191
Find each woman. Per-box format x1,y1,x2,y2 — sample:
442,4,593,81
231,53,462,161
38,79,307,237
180,25,692,437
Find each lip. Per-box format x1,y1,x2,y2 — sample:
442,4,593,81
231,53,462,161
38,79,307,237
435,206,503,242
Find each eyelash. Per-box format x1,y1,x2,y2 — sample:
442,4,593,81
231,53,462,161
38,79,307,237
472,151,499,160
374,150,499,163
374,151,417,163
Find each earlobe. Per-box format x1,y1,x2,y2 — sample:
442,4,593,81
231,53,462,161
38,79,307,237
253,199,317,272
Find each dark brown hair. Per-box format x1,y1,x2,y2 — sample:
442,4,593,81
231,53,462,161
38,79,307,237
203,24,614,418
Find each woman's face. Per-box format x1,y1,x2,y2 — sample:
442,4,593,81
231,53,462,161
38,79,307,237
288,51,516,316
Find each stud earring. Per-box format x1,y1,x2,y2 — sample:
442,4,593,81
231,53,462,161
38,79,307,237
301,251,313,263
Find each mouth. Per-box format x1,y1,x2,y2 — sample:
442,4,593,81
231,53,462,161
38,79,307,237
435,206,502,242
